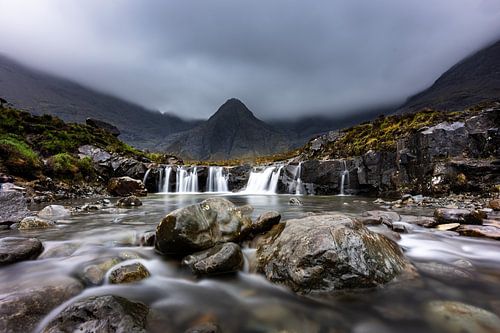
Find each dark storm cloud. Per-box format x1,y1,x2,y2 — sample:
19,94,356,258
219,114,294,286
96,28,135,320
1,0,499,119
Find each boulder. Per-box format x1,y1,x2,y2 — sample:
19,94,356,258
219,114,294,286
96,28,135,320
0,276,83,333
155,198,252,255
0,191,30,226
42,295,149,333
108,176,147,197
85,118,121,136
0,237,43,265
256,214,410,294
116,195,143,207
289,197,303,206
77,145,111,163
18,216,55,230
434,208,484,225
109,262,151,284
456,225,500,240
243,211,281,236
138,231,156,246
182,242,244,276
38,205,70,219
489,199,500,211
359,210,401,227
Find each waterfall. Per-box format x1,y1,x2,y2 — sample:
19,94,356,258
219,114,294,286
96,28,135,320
142,168,151,185
339,160,350,195
161,166,172,192
243,166,282,194
176,166,199,193
294,162,305,195
157,167,164,192
206,166,229,192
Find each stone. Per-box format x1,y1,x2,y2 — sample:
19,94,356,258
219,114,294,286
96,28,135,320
0,237,43,265
244,211,281,236
289,197,303,206
456,225,500,240
434,208,483,225
359,210,401,227
86,118,121,136
435,223,460,231
415,217,439,228
17,216,55,230
78,144,112,162
424,300,500,333
182,242,244,276
0,276,83,333
109,262,150,284
489,199,500,211
0,191,30,226
138,231,156,246
185,322,221,333
256,214,411,294
155,198,252,255
42,295,149,333
38,205,70,219
116,195,143,207
108,176,147,197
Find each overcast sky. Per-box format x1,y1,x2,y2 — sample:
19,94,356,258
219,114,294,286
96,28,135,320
0,0,499,119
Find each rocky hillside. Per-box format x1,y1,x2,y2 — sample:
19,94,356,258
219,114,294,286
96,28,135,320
398,39,500,113
0,55,199,149
163,98,290,160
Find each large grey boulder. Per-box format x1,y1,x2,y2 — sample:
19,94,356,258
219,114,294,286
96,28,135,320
42,295,149,333
38,205,70,219
0,191,30,226
0,237,43,265
182,242,244,276
434,208,484,225
256,214,410,294
155,198,252,255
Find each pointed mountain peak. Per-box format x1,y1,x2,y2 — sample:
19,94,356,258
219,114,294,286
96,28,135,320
209,98,255,121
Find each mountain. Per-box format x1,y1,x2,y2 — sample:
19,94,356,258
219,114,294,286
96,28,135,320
163,98,290,160
0,54,199,149
398,39,500,113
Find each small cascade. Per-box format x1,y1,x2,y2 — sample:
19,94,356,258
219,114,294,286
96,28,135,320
161,166,172,192
206,166,229,192
294,162,305,195
176,166,199,193
157,167,164,192
339,160,350,196
243,166,282,194
142,168,151,185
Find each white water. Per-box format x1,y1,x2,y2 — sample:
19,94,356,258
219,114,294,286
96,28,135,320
243,166,283,194
206,166,229,192
161,166,172,193
142,168,151,185
176,166,199,193
294,162,305,195
339,160,350,195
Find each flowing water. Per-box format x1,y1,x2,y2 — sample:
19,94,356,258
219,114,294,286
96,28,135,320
1,194,500,333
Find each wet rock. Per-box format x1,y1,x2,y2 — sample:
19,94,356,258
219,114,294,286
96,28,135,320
415,217,440,228
0,191,30,226
109,262,150,284
108,176,147,197
256,214,411,294
185,322,221,333
38,205,70,219
182,242,244,276
155,198,252,255
39,243,80,259
456,225,500,240
0,276,83,333
436,223,460,231
42,295,149,333
424,300,500,333
79,257,122,285
289,197,303,206
415,262,473,280
138,231,156,246
359,210,401,227
17,216,55,230
489,199,500,211
0,237,43,265
243,211,281,236
434,208,484,225
116,195,143,207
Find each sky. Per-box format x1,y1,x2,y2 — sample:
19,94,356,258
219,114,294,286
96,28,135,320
0,0,499,120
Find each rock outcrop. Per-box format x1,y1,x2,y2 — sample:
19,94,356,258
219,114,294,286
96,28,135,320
107,176,147,197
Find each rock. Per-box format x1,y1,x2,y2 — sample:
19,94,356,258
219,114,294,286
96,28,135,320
185,322,221,333
436,223,460,231
359,210,401,227
109,262,150,284
434,208,484,225
116,195,143,207
0,191,30,226
415,262,473,280
78,144,112,162
415,217,440,228
182,242,244,276
256,214,411,294
79,257,122,285
289,197,303,206
42,295,149,333
108,176,147,197
424,300,500,333
0,237,43,265
138,231,156,246
18,216,55,230
456,225,500,240
489,199,500,211
155,198,252,255
86,118,121,136
38,205,70,219
245,211,281,236
0,276,83,333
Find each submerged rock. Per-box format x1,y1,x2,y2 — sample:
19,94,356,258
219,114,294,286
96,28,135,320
0,237,43,265
155,198,252,255
434,208,484,225
17,216,55,230
289,197,303,206
38,205,70,219
456,224,500,240
0,191,30,226
109,262,151,284
256,214,410,294
359,210,401,227
424,300,500,333
108,176,147,197
42,295,149,333
182,242,244,276
116,195,143,207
